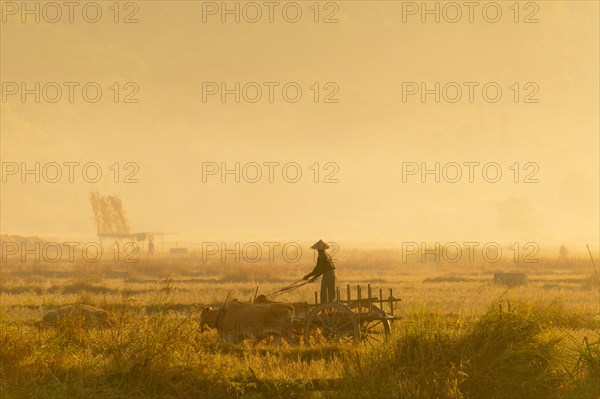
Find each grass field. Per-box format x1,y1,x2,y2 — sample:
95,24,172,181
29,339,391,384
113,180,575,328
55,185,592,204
1,244,599,398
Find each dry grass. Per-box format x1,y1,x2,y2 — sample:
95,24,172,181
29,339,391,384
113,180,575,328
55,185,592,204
0,247,598,398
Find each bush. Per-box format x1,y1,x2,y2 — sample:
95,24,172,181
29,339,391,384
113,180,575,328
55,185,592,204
339,300,589,399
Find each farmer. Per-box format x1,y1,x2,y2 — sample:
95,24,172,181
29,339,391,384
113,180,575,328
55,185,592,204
303,239,336,303
148,238,155,255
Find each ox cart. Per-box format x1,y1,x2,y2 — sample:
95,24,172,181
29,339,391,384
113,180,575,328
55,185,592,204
259,282,402,346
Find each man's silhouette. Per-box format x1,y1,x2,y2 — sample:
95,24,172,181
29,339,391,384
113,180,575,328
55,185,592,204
303,239,336,303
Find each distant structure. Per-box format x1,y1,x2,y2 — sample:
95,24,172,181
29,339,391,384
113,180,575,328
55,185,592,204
558,245,569,265
90,192,132,240
90,192,166,249
148,238,155,255
493,272,528,287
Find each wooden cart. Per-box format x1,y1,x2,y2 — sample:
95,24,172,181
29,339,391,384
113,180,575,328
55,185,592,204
297,284,402,346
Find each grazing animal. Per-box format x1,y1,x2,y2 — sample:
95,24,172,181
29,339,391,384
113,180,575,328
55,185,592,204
253,295,308,341
199,299,297,346
41,304,114,329
254,294,309,319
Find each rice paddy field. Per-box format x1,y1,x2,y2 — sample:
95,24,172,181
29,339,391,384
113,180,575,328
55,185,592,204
1,243,599,398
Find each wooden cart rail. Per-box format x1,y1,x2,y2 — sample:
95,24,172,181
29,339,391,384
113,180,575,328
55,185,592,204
299,284,403,346
306,284,402,316
253,283,403,345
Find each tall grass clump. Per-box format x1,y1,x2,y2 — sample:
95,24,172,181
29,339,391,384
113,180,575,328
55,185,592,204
568,333,600,398
458,300,566,399
0,279,247,398
339,300,583,399
96,278,246,397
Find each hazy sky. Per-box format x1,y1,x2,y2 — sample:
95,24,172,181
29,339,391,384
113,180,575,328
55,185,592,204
1,1,598,250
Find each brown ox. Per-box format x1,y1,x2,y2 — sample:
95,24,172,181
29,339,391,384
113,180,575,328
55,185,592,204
253,294,309,320
199,299,297,346
253,295,309,340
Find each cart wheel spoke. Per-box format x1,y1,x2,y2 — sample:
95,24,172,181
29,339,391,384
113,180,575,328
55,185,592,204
315,313,327,327
305,302,359,345
348,304,392,346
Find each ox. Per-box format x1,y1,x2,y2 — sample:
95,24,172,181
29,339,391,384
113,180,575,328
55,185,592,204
253,294,309,319
253,294,308,341
199,299,297,346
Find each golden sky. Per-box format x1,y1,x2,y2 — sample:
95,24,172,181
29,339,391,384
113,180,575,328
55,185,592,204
1,1,598,249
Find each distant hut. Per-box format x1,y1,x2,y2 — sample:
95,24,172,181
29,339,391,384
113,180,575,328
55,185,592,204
558,245,569,265
493,272,528,287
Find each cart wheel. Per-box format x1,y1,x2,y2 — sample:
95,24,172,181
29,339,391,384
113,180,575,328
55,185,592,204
304,302,359,345
348,303,391,346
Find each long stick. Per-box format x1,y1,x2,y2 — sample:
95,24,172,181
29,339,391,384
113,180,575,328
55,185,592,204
265,278,316,299
223,291,231,308
586,244,599,282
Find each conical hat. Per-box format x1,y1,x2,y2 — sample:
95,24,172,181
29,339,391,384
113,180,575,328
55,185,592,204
311,239,330,250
